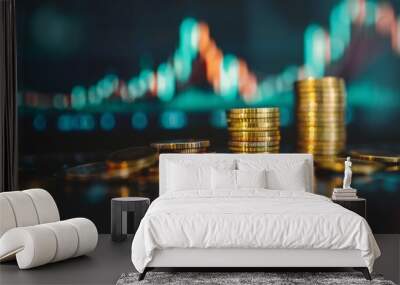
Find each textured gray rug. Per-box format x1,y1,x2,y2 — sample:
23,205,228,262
116,271,395,285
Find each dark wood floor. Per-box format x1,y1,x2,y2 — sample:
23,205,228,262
1,234,399,284
0,235,134,285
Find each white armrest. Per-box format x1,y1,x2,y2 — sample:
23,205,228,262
0,218,98,269
0,226,57,268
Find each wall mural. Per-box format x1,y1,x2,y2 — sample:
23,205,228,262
17,0,400,233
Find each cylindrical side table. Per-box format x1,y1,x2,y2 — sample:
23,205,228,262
111,197,150,242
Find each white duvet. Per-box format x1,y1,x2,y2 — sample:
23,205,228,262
131,190,380,273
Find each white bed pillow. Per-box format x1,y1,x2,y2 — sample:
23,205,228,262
167,162,211,191
237,159,308,191
236,169,267,189
211,169,267,191
166,158,236,171
265,164,307,191
211,168,237,190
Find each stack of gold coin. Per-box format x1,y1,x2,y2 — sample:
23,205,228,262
150,139,210,154
149,139,210,180
65,146,158,181
315,156,384,175
350,149,400,172
295,77,346,159
227,108,280,153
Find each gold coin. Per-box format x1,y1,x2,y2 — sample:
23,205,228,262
298,146,345,151
295,87,345,93
150,139,210,150
297,121,345,126
295,77,345,85
228,121,279,130
297,118,345,124
298,125,345,129
297,114,345,119
298,136,345,142
65,162,141,181
228,118,280,124
297,122,345,129
297,120,345,126
230,137,281,143
228,112,280,119
298,149,344,156
295,76,344,82
229,130,281,138
296,110,345,116
298,131,346,136
298,135,346,141
297,84,344,87
229,141,280,148
295,86,345,93
315,157,384,175
228,126,280,132
298,134,346,140
350,150,400,164
296,116,345,122
296,88,345,93
298,136,346,143
298,148,345,155
296,107,345,113
295,86,345,91
297,127,346,133
229,146,280,153
230,134,281,142
229,145,280,151
228,107,279,114
298,142,345,149
296,99,345,105
296,87,345,91
297,133,346,139
158,147,209,154
296,106,345,111
106,146,158,171
230,150,280,154
296,99,346,105
177,148,209,153
385,165,400,172
296,102,345,107
297,144,344,152
298,128,346,133
298,140,345,146
297,119,345,125
297,124,345,129
295,81,344,87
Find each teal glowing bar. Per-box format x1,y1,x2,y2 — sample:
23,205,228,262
219,54,238,100
71,86,87,109
304,24,326,77
365,1,377,26
157,63,175,102
179,18,199,60
330,2,351,61
174,48,192,82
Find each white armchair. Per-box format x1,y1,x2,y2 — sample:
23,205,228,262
0,188,98,269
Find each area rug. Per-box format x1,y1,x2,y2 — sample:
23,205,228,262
116,271,396,285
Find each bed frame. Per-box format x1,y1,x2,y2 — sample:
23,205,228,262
139,154,371,281
140,248,370,280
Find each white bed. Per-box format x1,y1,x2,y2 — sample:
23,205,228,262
131,154,380,280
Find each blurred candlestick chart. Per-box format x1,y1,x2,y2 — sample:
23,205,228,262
19,0,400,133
